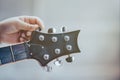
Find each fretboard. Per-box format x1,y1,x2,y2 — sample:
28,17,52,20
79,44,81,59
0,43,30,65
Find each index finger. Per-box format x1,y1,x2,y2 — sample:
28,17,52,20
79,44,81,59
19,16,44,30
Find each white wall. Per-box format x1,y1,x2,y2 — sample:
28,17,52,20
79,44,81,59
0,0,33,20
0,0,119,80
33,0,120,80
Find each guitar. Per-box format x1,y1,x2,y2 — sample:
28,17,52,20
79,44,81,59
0,27,80,70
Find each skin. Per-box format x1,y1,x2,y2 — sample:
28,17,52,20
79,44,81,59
0,16,44,44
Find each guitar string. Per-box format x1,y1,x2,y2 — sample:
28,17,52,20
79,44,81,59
10,45,15,62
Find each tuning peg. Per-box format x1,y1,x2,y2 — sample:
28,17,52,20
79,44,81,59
45,65,52,72
54,59,62,66
61,26,67,32
48,28,56,33
66,55,74,63
35,27,41,32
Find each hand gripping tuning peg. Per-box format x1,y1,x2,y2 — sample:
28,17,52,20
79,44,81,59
66,55,74,63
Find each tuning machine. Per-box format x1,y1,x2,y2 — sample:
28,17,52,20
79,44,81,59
45,65,52,72
48,28,56,33
66,55,74,63
54,59,62,66
61,26,75,63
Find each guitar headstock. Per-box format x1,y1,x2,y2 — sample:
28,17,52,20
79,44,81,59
29,28,80,66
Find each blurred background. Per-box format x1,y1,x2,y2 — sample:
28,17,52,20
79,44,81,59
0,0,119,80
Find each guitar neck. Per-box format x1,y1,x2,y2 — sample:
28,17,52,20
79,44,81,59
0,42,30,65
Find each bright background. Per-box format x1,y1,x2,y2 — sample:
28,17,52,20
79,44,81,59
0,0,119,80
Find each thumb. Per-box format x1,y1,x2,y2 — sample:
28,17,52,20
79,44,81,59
18,20,39,31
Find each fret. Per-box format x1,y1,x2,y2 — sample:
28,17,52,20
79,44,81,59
0,59,1,65
0,43,30,65
10,45,15,62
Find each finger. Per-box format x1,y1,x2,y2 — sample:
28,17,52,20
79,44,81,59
19,16,44,30
26,31,32,37
19,37,25,42
19,20,39,31
21,33,26,37
19,36,30,42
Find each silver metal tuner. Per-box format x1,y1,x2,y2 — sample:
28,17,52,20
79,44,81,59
52,36,58,42
39,35,44,41
55,48,61,54
46,65,52,72
43,54,50,60
61,26,66,32
54,59,62,66
66,55,74,63
64,35,70,41
48,28,56,33
66,45,72,51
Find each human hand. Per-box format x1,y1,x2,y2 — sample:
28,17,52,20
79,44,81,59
0,16,44,44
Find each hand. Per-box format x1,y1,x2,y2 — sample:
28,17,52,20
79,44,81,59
0,16,44,44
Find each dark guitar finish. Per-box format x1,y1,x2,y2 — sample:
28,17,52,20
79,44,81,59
0,29,80,67
29,30,80,66
0,43,30,65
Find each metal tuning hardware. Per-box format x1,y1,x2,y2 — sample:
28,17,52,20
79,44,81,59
48,28,58,42
52,36,58,42
66,45,72,51
43,54,50,60
61,26,74,63
61,26,66,32
55,48,61,54
46,65,52,72
64,35,70,41
54,59,62,66
66,55,74,63
39,35,44,41
48,28,56,33
48,27,62,66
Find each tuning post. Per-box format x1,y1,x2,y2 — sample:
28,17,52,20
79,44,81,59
39,35,44,41
55,48,61,54
46,65,52,72
66,55,74,63
66,45,72,51
48,28,56,33
61,26,66,32
43,54,50,60
64,35,70,41
52,36,58,42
